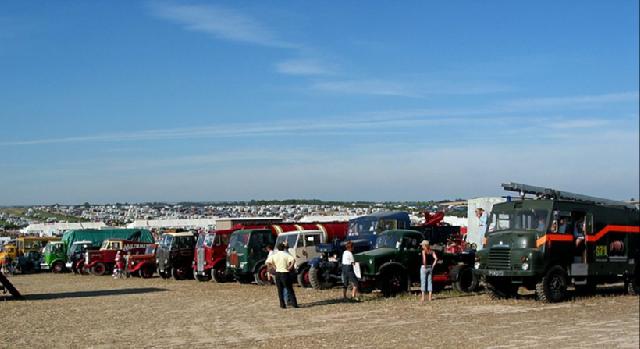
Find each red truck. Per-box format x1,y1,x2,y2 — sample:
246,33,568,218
84,239,152,276
194,222,348,285
127,244,158,278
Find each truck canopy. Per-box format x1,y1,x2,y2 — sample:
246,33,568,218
61,229,154,256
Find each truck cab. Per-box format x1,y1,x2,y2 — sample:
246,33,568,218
156,231,196,280
476,182,640,302
127,244,158,278
84,239,151,276
194,229,233,282
226,229,275,284
275,230,324,287
308,211,411,290
42,241,67,272
355,229,424,296
66,240,95,274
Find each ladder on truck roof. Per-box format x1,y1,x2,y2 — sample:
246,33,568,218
0,273,23,300
502,182,637,209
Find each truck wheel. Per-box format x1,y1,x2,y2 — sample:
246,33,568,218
254,264,273,286
52,261,65,273
380,269,408,297
90,263,106,276
536,265,568,302
195,270,212,282
141,265,155,279
454,266,479,293
173,267,191,280
211,264,228,283
486,278,519,299
309,266,335,290
297,267,311,288
160,269,171,279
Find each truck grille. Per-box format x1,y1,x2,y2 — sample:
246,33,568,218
488,248,511,269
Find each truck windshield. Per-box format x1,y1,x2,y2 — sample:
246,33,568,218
144,245,156,254
375,233,401,249
229,233,249,250
196,233,206,248
489,209,550,233
45,243,64,253
275,234,297,249
348,217,378,237
160,235,173,249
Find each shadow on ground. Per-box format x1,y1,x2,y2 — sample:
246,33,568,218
5,287,167,301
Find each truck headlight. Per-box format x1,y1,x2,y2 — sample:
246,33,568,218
369,259,373,265
474,262,480,270
521,263,529,271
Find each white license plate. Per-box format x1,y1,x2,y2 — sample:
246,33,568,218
488,270,505,276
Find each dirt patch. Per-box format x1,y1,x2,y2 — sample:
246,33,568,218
1,274,638,348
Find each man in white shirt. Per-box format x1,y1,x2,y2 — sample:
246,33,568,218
341,241,359,300
266,243,298,308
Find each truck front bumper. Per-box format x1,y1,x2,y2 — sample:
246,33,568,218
40,263,51,270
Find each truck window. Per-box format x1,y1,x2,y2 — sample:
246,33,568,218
378,219,398,232
305,234,320,247
218,234,229,246
204,234,215,248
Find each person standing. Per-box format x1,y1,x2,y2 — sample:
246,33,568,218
420,240,437,303
265,243,298,309
476,208,488,239
341,241,359,300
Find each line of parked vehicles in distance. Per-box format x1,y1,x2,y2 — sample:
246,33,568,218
2,183,639,303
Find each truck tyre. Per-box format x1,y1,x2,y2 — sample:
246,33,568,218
160,269,171,279
52,261,65,273
536,265,568,302
380,268,408,297
173,267,191,280
486,278,519,299
211,264,228,283
254,264,273,286
309,266,335,290
195,270,211,282
91,263,106,276
453,266,479,293
141,265,155,279
297,266,311,288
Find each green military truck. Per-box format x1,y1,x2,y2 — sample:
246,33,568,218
355,228,478,297
42,228,154,272
355,229,424,297
226,229,275,284
476,183,640,302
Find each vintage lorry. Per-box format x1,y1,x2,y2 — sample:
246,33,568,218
1,237,59,274
354,228,477,297
194,229,234,282
475,182,640,302
226,229,276,284
84,239,152,276
275,228,346,287
224,222,348,285
308,211,455,290
157,231,196,280
42,228,154,272
127,244,158,278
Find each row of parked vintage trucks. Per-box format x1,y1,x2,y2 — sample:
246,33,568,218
2,183,639,302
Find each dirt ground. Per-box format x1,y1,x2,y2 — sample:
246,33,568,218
1,273,638,348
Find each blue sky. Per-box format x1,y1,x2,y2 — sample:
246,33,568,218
1,1,638,205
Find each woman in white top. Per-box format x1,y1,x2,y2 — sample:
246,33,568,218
341,241,359,300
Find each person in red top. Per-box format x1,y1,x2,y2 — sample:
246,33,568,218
420,240,437,303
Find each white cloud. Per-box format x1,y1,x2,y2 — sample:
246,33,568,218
311,79,419,97
275,58,333,76
150,3,294,48
501,91,639,110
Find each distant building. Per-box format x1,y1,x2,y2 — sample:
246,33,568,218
21,222,107,237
